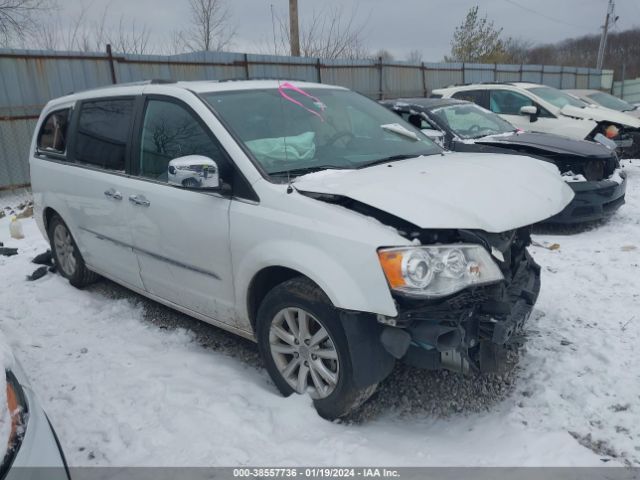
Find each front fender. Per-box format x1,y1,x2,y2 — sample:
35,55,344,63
556,117,598,140
233,238,399,331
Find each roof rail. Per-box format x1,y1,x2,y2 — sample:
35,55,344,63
66,77,314,97
148,78,177,84
217,77,309,83
66,79,177,96
440,81,517,89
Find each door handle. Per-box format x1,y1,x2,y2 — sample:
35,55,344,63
104,188,122,200
129,194,150,207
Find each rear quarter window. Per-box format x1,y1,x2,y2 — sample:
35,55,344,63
37,108,71,158
451,90,488,108
74,98,135,171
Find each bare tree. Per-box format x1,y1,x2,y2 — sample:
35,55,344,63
30,2,150,54
373,49,394,62
503,37,533,64
28,2,94,51
406,49,423,64
270,4,369,59
526,27,640,80
107,16,150,55
0,0,50,46
182,0,235,52
162,30,187,56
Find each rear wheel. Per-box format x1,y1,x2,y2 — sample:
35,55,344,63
48,215,98,288
256,277,377,420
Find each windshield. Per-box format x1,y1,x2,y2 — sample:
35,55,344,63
587,92,636,112
202,86,441,177
528,86,588,109
430,103,515,139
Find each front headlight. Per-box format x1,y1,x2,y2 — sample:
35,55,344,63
377,245,504,298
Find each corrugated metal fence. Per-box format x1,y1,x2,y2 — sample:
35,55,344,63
613,78,640,104
0,48,611,190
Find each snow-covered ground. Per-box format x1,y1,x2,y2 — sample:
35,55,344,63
0,163,638,467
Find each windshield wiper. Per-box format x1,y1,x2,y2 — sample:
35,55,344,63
356,153,431,169
270,165,349,177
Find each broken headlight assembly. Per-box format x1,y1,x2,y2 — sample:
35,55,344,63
377,245,504,298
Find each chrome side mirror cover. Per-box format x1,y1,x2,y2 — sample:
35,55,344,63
168,155,220,189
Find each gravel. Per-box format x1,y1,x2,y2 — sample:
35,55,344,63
87,278,519,423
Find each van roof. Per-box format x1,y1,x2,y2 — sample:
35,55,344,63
46,79,347,108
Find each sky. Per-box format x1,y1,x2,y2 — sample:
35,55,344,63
54,0,640,60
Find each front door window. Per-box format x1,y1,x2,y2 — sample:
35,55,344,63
139,100,225,182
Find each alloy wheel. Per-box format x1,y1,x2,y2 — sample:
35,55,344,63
53,224,77,276
268,307,340,399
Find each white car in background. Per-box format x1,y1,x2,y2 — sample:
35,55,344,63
432,82,640,157
566,89,640,119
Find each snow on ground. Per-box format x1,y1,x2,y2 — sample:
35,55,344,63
0,163,638,466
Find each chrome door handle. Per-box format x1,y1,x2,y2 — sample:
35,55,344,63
104,188,122,200
129,194,150,207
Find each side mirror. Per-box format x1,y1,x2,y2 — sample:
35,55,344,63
168,155,220,190
519,105,538,123
421,129,445,146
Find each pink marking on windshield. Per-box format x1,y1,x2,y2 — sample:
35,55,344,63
278,82,326,122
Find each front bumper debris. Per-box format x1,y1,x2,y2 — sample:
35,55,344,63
378,229,541,374
545,170,627,224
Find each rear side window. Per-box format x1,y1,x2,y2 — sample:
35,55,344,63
75,98,134,171
451,90,488,108
37,109,70,157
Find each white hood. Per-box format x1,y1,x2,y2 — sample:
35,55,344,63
294,153,575,233
560,104,640,128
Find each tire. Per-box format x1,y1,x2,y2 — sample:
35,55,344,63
256,276,377,420
48,215,99,288
622,132,640,159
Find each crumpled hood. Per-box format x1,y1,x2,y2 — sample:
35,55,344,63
477,131,614,159
560,104,640,128
294,153,575,233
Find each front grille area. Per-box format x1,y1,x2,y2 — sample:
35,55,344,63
395,226,539,340
557,154,619,181
390,227,541,373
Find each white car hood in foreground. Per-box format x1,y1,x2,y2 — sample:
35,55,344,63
560,104,640,128
294,153,575,233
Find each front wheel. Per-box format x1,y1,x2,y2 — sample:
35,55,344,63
256,277,377,420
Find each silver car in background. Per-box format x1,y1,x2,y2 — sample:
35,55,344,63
566,89,640,119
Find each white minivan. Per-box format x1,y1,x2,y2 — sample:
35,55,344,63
30,80,573,419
